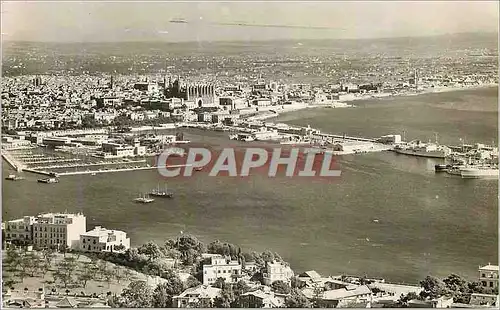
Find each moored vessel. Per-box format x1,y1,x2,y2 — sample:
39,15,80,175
394,140,451,159
5,174,24,181
37,177,59,184
460,166,499,179
149,184,173,198
134,193,155,203
435,164,451,172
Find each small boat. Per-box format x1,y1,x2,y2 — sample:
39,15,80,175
5,174,24,181
38,178,59,184
194,167,203,172
91,172,97,176
134,193,155,203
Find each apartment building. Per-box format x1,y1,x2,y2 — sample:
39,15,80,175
32,213,87,250
202,255,242,285
79,226,130,253
3,216,36,245
4,213,86,250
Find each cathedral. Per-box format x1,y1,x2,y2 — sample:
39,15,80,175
164,77,216,108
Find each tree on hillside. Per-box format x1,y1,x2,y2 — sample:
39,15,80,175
261,250,275,263
291,276,304,289
397,291,420,307
419,276,449,300
20,253,40,277
213,277,226,289
53,257,78,288
285,288,311,308
138,241,164,261
443,274,469,303
77,265,95,289
272,280,291,294
152,270,185,307
186,275,201,288
81,115,99,128
443,274,467,292
213,283,235,308
207,240,241,259
165,235,205,265
5,247,21,269
233,280,250,297
112,115,133,128
120,281,153,308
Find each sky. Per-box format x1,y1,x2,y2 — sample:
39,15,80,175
1,1,499,42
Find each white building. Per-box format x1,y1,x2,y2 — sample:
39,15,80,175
202,255,242,285
93,111,117,123
173,285,221,308
79,226,130,253
263,261,294,285
479,264,499,289
252,99,272,107
240,287,285,308
32,213,87,249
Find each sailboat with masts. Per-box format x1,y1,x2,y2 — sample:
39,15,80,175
134,193,155,203
149,184,173,198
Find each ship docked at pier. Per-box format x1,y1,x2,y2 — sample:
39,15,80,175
460,166,499,179
394,140,451,159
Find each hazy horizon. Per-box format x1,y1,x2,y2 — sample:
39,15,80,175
2,1,498,43
2,31,498,45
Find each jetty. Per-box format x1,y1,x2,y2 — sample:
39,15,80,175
1,151,26,172
23,158,82,165
31,159,146,170
57,164,192,176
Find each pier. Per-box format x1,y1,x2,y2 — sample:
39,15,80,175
57,164,192,176
1,151,26,172
312,133,376,143
22,169,54,177
31,159,147,170
23,158,82,165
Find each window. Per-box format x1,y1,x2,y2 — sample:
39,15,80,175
482,281,487,286
482,273,486,278
490,282,493,287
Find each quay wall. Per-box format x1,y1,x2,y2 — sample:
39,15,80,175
1,152,23,172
